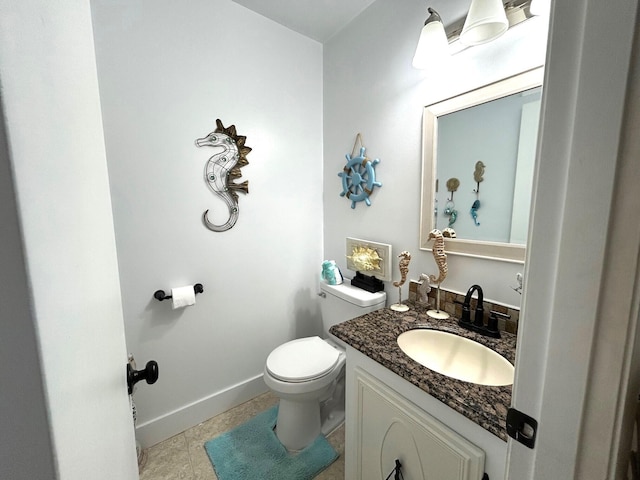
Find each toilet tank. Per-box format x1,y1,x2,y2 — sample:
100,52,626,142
319,281,386,334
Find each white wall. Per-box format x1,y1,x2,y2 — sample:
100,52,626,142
0,1,138,478
323,0,548,308
91,0,324,446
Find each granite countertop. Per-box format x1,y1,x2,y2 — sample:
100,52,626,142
329,302,517,441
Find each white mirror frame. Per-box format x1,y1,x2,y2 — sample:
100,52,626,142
419,67,544,264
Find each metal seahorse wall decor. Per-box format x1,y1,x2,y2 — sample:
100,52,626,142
195,119,251,232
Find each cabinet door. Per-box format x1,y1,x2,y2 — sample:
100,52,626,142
354,368,485,480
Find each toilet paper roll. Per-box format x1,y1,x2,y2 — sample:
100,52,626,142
171,285,196,310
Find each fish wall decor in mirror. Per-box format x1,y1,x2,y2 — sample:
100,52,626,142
196,119,251,232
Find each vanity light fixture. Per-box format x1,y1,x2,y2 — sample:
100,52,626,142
529,0,551,16
412,8,450,68
413,0,536,68
460,0,509,46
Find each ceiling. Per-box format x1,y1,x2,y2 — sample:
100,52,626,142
231,1,534,45
231,0,378,43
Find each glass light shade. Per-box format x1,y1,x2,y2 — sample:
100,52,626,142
412,15,449,69
530,0,551,16
460,0,509,46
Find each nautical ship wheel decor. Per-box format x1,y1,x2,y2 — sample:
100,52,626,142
338,134,382,209
195,119,251,232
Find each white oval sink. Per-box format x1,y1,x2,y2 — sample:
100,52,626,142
397,329,514,386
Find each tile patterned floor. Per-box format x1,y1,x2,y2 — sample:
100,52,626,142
138,392,345,480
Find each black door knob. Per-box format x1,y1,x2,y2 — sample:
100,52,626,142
127,360,159,394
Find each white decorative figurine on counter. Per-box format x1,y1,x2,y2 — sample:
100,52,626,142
417,273,432,304
426,228,456,319
391,251,411,312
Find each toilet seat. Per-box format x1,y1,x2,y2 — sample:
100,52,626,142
266,336,340,383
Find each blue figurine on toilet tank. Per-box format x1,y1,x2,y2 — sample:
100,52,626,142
321,260,343,285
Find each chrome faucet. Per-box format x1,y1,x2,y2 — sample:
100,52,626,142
459,284,501,338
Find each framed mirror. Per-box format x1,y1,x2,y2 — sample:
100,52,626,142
420,67,544,263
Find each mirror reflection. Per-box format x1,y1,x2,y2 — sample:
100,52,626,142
420,67,544,263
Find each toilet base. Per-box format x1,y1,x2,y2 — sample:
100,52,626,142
321,406,345,437
320,372,346,436
273,372,346,451
275,398,322,451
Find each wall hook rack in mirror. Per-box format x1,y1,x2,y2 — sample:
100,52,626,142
446,177,459,201
472,160,485,194
154,283,204,301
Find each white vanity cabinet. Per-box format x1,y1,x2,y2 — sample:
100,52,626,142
353,368,485,479
345,346,507,480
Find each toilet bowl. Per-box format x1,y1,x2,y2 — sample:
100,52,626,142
264,281,386,451
264,336,346,450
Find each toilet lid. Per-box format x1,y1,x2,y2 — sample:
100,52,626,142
266,336,341,383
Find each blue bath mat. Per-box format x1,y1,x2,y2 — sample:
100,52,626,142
204,406,338,480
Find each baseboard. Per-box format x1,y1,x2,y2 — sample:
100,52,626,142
135,373,268,448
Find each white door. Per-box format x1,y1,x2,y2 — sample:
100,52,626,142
0,1,139,479
506,0,640,478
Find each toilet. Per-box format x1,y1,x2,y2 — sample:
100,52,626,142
263,281,386,451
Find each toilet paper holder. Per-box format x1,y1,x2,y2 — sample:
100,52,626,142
154,283,204,301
